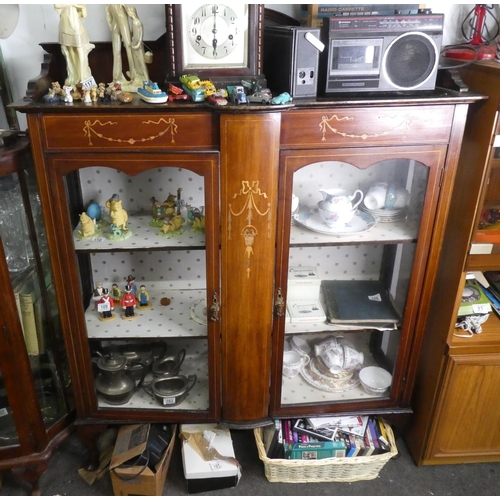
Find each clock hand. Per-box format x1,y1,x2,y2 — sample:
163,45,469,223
212,6,218,56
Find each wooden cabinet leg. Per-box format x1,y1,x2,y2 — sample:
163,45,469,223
76,424,108,471
11,463,48,495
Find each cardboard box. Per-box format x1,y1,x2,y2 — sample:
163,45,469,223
180,424,241,494
109,423,176,496
287,266,321,300
287,299,326,323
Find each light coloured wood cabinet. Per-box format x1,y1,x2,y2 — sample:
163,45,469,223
404,61,500,465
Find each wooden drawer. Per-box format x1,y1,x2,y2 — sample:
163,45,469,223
41,112,218,151
280,105,455,148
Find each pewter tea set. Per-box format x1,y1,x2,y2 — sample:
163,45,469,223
92,343,196,407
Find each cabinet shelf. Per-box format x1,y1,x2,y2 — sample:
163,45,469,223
97,338,210,411
86,288,207,340
281,332,387,406
290,219,418,247
451,312,500,349
73,215,205,252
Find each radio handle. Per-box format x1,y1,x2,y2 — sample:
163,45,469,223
305,31,325,52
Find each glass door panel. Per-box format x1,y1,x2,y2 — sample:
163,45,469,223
0,368,19,447
274,152,436,413
63,163,215,413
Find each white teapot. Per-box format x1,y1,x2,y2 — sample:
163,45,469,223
317,188,363,228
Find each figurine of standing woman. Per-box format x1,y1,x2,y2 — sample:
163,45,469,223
55,4,95,88
105,4,149,92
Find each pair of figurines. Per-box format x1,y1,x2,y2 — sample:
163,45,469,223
94,280,151,322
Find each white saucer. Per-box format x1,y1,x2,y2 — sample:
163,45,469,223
293,208,376,236
300,362,361,393
189,298,207,326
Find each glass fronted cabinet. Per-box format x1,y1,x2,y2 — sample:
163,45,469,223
271,139,450,417
34,149,220,423
0,138,73,494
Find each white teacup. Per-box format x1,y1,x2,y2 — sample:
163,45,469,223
364,183,388,210
290,336,311,357
393,188,410,209
317,205,357,228
283,350,309,378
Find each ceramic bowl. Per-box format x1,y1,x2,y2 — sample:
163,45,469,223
359,366,392,395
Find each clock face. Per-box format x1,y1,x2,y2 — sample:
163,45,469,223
180,3,249,70
188,4,239,60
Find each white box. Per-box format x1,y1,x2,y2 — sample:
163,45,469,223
287,266,321,300
180,424,241,494
287,298,326,323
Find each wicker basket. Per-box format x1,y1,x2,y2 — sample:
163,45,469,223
254,421,398,483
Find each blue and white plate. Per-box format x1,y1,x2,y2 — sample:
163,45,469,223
293,208,376,236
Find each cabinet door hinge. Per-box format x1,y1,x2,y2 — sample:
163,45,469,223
439,167,445,188
275,288,285,317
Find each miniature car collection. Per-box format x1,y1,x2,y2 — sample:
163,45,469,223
43,73,293,108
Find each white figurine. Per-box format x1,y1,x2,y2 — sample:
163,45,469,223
105,4,148,92
55,4,95,87
63,85,74,103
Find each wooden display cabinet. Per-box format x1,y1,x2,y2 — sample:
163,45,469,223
405,61,500,465
0,138,74,494
12,87,480,453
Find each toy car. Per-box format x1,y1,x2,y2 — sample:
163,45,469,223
270,92,293,105
208,94,228,106
230,85,248,105
247,90,272,104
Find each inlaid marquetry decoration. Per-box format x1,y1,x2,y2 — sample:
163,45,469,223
228,181,271,278
319,113,412,141
83,118,178,146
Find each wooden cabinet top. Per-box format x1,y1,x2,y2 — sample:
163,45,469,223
12,87,483,116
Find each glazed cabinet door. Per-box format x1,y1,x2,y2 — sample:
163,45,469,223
0,139,72,458
38,152,220,422
270,145,447,417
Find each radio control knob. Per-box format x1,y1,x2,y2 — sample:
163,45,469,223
299,71,306,79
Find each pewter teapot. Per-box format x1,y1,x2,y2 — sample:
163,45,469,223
93,352,146,405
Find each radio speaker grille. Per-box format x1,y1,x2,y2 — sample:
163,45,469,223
384,33,437,89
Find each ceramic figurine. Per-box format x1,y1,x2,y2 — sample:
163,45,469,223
106,4,148,93
126,275,137,297
83,88,92,103
111,283,121,303
121,284,137,320
71,83,83,101
150,197,164,227
44,82,64,102
105,194,131,240
77,212,99,239
163,193,177,217
97,82,107,101
191,215,206,234
90,85,98,102
63,85,73,103
55,4,94,87
159,214,184,237
97,288,115,321
92,281,104,310
136,285,151,310
127,6,149,84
